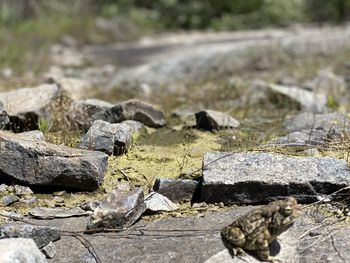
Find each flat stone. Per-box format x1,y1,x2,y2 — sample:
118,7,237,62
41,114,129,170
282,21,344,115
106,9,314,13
0,131,108,191
269,84,327,112
94,99,165,128
284,112,349,133
0,224,60,248
1,194,19,206
195,110,240,131
87,187,146,230
201,152,350,204
69,98,113,128
153,178,198,203
18,130,45,141
269,129,334,146
0,238,47,263
145,192,178,212
79,120,132,155
0,84,62,132
29,207,91,219
0,100,9,129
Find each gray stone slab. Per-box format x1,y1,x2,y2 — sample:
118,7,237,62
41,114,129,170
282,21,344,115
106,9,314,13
153,178,198,203
201,152,350,204
0,131,108,191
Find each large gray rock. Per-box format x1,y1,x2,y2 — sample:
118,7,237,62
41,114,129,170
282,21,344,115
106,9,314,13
145,192,178,212
87,187,146,230
69,98,113,128
94,99,165,128
269,84,327,112
195,110,240,131
0,224,60,248
201,152,350,204
0,238,47,263
153,178,198,203
0,131,108,191
18,130,45,141
0,100,9,129
285,112,349,132
0,84,62,131
79,120,132,155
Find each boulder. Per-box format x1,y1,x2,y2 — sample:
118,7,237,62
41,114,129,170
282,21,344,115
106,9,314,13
269,84,327,112
145,192,178,212
69,98,113,128
284,112,349,133
195,110,240,131
0,238,47,263
0,224,61,248
94,99,165,128
79,120,132,155
153,178,198,203
0,131,108,191
0,100,9,129
87,187,146,230
201,152,350,204
0,84,63,132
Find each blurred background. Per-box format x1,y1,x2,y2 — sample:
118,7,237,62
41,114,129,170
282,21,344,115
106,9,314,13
1,0,350,73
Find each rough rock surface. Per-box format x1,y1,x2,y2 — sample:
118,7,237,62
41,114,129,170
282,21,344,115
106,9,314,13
285,112,349,133
41,242,56,259
201,152,350,204
87,187,146,230
145,192,178,212
94,99,165,128
79,120,132,155
0,224,61,248
0,131,108,191
23,203,350,263
269,84,327,112
18,130,45,141
0,100,9,129
29,207,91,219
153,178,198,203
69,98,113,128
0,238,47,263
0,84,63,131
195,110,240,131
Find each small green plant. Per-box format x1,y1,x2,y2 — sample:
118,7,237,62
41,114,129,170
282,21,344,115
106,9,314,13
38,117,53,134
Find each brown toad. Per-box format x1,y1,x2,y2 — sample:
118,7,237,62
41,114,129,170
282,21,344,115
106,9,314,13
221,197,302,262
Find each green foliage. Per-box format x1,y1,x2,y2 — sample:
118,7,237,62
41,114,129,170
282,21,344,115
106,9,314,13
38,117,53,134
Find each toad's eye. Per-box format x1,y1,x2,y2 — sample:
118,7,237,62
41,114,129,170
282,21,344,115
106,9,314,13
281,205,293,216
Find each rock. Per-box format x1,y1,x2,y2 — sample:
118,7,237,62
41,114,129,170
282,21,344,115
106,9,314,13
29,207,91,219
1,194,19,206
94,99,165,128
121,120,145,134
201,152,350,204
18,130,45,141
285,112,349,133
0,224,61,248
0,211,22,221
145,192,178,212
87,187,146,230
0,84,62,132
0,238,47,263
80,201,102,212
0,183,8,193
303,69,346,95
195,110,240,131
270,129,336,146
0,100,9,129
14,185,33,196
41,241,56,259
153,178,198,203
53,78,93,100
20,196,38,205
79,120,132,155
0,130,108,191
269,84,327,112
68,98,113,128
